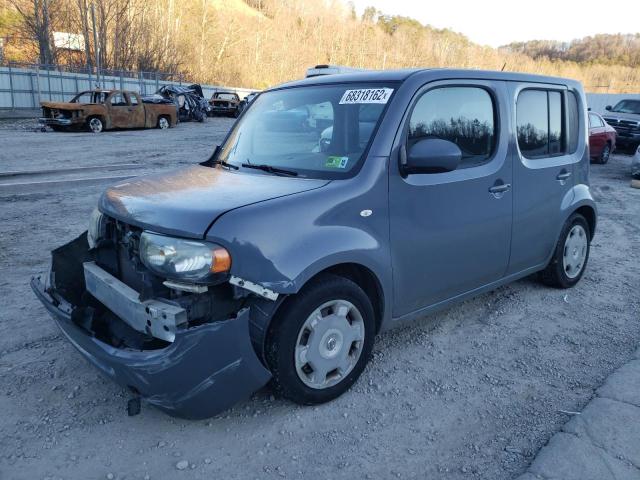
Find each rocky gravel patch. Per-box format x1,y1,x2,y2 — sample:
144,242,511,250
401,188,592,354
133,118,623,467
0,122,638,479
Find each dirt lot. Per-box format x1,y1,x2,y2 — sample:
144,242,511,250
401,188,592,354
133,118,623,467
0,120,638,480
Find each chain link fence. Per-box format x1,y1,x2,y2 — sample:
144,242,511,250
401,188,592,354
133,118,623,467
0,62,253,110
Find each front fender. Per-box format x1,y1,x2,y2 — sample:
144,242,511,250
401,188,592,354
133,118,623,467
207,157,393,323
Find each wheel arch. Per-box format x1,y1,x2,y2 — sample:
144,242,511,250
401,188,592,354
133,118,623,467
309,262,385,334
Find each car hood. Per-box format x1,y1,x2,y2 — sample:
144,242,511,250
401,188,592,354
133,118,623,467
40,101,90,110
602,112,640,123
99,165,330,238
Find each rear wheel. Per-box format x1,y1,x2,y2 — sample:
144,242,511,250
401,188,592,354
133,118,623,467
599,143,611,164
539,213,590,288
87,117,103,133
266,274,375,405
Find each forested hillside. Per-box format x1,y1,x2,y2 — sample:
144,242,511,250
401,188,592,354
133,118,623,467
502,34,640,68
1,0,638,92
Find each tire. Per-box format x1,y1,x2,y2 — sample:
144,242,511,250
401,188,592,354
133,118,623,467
599,143,611,164
265,274,375,405
157,116,170,129
539,213,590,288
87,116,103,133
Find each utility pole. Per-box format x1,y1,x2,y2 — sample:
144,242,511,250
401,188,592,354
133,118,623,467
90,2,101,88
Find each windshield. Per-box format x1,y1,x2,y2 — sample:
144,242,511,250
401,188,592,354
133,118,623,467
611,100,640,114
215,93,237,101
217,83,395,178
71,91,108,104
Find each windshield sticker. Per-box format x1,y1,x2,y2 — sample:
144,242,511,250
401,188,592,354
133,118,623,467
339,88,393,105
325,156,349,169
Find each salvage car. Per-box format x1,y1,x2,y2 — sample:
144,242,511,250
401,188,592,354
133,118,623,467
148,84,209,123
588,111,616,164
32,69,597,419
209,91,241,117
237,91,259,115
602,99,640,150
40,90,177,133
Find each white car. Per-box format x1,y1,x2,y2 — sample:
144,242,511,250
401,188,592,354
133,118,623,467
632,144,640,179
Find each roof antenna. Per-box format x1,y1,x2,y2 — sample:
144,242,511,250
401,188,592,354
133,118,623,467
501,62,507,72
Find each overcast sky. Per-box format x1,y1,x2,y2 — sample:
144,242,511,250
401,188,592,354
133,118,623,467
349,0,640,47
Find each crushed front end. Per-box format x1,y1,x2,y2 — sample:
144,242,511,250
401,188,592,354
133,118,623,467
31,216,272,419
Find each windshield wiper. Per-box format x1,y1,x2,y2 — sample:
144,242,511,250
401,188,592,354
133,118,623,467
241,163,298,176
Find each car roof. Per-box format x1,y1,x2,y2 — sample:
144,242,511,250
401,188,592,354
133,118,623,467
271,68,581,90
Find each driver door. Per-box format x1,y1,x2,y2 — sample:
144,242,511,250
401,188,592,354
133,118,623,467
107,92,131,129
389,80,513,317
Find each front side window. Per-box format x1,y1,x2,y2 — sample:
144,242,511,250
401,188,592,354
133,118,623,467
129,94,139,106
408,87,496,168
71,91,108,104
517,89,565,158
110,94,127,106
217,83,395,178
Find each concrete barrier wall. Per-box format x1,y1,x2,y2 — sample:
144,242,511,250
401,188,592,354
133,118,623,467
587,93,640,114
0,66,255,110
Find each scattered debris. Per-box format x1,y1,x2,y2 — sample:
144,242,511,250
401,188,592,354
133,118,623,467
175,460,189,470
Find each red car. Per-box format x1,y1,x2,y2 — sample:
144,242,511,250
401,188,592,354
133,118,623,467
589,111,616,164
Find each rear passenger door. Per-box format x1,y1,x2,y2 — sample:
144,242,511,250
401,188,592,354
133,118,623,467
389,80,513,317
507,85,581,274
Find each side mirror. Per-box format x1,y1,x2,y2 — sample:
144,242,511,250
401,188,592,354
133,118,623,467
605,105,612,111
403,138,462,175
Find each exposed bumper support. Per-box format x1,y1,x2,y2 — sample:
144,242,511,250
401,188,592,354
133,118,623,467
83,261,186,343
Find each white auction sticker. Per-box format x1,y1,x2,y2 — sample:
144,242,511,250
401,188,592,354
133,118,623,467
339,88,394,105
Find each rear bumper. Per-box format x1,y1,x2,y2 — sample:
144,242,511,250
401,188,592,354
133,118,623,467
31,267,271,419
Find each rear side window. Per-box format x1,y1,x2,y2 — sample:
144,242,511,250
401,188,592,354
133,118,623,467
589,113,604,128
129,94,139,106
567,91,579,154
408,86,496,168
517,89,567,158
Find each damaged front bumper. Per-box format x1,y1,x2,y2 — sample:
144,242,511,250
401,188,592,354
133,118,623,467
30,238,272,419
38,117,73,126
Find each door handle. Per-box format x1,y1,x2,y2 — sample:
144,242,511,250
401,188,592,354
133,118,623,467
556,171,572,181
488,183,511,198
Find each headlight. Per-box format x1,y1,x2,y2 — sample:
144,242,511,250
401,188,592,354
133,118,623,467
139,231,231,282
87,208,106,249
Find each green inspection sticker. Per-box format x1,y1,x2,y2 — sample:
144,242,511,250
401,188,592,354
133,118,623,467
325,156,349,169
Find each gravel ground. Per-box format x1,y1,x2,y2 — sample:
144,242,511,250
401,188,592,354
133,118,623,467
0,120,639,480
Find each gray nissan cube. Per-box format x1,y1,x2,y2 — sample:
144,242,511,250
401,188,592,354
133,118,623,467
32,69,597,418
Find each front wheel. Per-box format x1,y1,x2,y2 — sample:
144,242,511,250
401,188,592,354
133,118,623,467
87,117,103,133
539,213,590,288
266,274,375,405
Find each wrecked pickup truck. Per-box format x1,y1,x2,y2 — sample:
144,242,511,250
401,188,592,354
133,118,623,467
32,69,596,419
40,90,178,133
